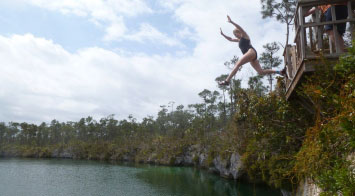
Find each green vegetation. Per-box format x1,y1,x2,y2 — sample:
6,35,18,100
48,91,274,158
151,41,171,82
0,44,354,195
260,42,282,92
294,46,355,195
237,90,312,190
238,45,355,194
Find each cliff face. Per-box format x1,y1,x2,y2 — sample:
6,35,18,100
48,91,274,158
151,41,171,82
210,153,243,179
2,145,332,196
0,144,245,181
296,179,321,196
37,146,340,196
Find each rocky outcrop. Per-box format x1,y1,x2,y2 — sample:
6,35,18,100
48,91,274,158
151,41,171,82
132,144,245,180
229,153,244,179
208,153,243,179
0,144,245,181
167,145,244,180
51,148,75,159
296,178,322,196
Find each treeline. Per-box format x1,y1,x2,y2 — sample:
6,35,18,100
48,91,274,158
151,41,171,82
0,74,266,147
0,42,279,148
0,71,271,173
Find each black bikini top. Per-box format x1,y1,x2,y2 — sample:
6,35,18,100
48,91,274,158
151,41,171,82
239,37,252,54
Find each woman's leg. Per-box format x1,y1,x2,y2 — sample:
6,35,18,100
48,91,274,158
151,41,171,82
250,59,276,75
324,6,347,52
226,49,256,82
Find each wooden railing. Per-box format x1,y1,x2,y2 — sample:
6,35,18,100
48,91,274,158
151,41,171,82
284,0,355,96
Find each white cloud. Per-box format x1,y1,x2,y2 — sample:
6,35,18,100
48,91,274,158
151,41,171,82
156,0,287,85
0,0,289,123
124,23,183,47
0,34,205,123
176,27,196,41
103,18,127,41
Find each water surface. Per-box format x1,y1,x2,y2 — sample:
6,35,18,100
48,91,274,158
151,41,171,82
0,158,279,196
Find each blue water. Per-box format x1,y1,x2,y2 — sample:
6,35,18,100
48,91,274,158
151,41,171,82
0,158,280,196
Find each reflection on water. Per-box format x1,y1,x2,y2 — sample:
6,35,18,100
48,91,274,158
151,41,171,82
136,166,280,196
0,158,280,196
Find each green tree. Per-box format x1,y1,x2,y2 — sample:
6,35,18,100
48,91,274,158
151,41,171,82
223,56,240,114
230,79,242,114
259,42,282,93
141,115,157,136
215,74,229,121
248,75,267,96
76,118,87,141
0,123,6,144
8,122,20,144
260,0,296,46
156,105,169,135
107,115,119,140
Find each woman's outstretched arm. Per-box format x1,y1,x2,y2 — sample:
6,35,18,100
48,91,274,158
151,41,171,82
304,7,316,17
227,15,250,39
220,28,239,42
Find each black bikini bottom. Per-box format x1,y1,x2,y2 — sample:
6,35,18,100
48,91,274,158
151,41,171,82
250,47,258,60
242,47,258,60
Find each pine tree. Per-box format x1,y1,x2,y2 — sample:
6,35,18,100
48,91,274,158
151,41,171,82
259,42,282,93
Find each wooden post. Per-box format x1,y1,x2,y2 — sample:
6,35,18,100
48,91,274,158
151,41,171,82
311,14,317,51
291,46,297,78
316,9,323,51
329,37,333,54
331,5,341,53
300,6,306,60
309,26,314,51
285,46,292,79
348,0,354,42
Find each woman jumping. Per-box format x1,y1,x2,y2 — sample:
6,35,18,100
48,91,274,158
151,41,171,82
219,15,284,86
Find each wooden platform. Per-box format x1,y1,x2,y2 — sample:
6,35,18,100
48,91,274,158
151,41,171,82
285,54,342,99
284,0,354,100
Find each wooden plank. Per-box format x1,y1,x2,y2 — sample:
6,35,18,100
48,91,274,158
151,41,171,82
286,47,293,79
285,78,291,89
297,41,302,61
329,37,334,54
284,46,290,77
309,26,314,50
291,46,297,78
311,14,318,50
311,13,316,49
297,0,350,7
348,1,354,41
300,7,306,60
302,26,307,59
316,10,323,51
331,5,341,53
303,18,355,28
304,53,342,60
286,60,305,100
294,27,300,43
288,47,294,79
349,1,354,19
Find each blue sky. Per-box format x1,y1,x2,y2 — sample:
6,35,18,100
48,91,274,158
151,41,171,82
0,0,287,123
0,1,194,54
